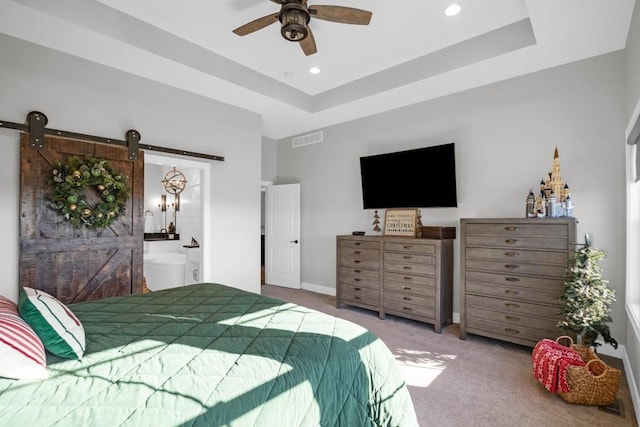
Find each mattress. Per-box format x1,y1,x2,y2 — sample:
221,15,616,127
0,283,418,426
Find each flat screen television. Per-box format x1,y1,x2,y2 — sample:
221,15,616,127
360,143,458,209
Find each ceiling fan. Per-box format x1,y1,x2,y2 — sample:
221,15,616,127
232,0,372,56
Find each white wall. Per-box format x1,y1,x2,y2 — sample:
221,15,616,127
0,34,263,301
625,0,640,408
276,51,628,345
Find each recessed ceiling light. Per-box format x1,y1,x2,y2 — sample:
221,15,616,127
309,67,320,74
445,4,461,16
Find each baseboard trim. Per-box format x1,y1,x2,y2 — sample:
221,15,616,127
301,282,335,296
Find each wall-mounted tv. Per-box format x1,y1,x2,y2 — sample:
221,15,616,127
360,143,458,209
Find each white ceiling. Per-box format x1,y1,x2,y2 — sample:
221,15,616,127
0,0,635,139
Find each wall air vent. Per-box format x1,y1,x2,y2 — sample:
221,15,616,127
292,131,323,148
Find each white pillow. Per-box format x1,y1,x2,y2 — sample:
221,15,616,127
19,287,85,360
0,295,48,380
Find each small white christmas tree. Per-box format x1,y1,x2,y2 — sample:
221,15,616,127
557,233,617,350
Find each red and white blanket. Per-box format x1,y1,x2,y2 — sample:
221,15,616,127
532,339,586,393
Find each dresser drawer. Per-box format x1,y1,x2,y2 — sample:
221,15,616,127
465,223,568,237
384,290,434,308
339,266,380,280
466,306,561,331
465,270,563,293
465,235,568,251
466,294,561,318
464,259,566,278
383,299,435,319
384,241,436,255
465,247,568,265
384,271,436,287
339,239,380,250
338,273,380,289
384,252,434,265
384,261,435,276
384,280,435,298
465,281,563,306
466,317,564,343
340,284,379,306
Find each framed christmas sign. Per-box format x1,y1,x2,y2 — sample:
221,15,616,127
384,209,418,237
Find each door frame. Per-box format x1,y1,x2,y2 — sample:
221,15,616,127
145,153,212,282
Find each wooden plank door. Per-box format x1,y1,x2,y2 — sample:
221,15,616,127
19,134,144,303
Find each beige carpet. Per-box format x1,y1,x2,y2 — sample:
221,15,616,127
261,285,637,427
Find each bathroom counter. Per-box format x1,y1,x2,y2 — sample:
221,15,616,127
144,233,180,241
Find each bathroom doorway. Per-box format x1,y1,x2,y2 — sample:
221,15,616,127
144,153,211,290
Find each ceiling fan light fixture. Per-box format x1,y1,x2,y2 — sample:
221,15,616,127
279,2,310,41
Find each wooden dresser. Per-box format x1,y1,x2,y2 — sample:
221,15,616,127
459,218,577,347
336,235,453,332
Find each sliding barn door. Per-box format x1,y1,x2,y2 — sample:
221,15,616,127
19,134,144,303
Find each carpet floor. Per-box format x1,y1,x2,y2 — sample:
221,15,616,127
261,285,637,427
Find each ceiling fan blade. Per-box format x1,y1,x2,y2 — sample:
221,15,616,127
300,27,317,56
270,0,285,4
309,6,372,25
233,13,279,36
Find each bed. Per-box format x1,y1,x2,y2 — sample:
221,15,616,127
0,283,418,426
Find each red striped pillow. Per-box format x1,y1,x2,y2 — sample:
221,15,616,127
19,287,85,360
0,295,48,380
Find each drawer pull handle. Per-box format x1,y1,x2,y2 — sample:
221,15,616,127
403,277,412,281
403,255,412,260
403,245,413,249
505,239,518,244
354,296,361,300
354,260,362,264
354,242,362,246
504,264,519,269
403,266,412,270
354,287,361,291
354,269,361,273
505,290,520,296
505,252,520,257
505,303,520,309
505,316,520,322
402,286,413,290
354,251,362,255
504,226,519,231
403,296,412,301
354,278,361,282
504,328,520,335
403,307,413,311
505,277,520,282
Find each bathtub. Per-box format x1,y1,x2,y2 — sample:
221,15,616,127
144,252,186,291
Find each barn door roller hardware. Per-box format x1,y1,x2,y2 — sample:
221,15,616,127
0,111,225,162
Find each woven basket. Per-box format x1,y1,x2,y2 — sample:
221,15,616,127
555,336,621,405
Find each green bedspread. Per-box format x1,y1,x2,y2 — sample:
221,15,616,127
0,283,418,426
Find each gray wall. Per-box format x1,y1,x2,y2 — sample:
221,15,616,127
0,34,263,300
261,136,278,183
276,51,628,346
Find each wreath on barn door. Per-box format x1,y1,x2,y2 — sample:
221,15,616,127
49,156,130,229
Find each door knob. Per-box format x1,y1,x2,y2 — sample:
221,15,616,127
290,240,299,244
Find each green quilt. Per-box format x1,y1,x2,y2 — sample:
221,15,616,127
0,283,418,426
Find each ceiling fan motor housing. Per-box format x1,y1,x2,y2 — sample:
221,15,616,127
279,1,310,42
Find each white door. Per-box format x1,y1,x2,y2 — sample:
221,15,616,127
265,184,300,289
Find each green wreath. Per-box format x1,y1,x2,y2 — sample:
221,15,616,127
49,156,130,229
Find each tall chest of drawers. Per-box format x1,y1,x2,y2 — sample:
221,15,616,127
459,218,577,347
336,235,453,333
